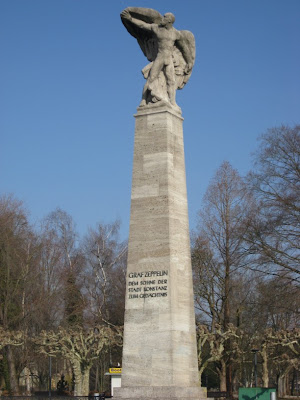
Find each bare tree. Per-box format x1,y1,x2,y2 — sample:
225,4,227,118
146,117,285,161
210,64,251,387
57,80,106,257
0,328,23,351
257,328,300,394
36,225,66,329
255,277,300,331
193,162,254,396
81,220,127,326
42,209,84,327
34,325,122,395
197,324,243,391
0,328,24,394
0,195,41,394
192,236,223,330
247,125,300,283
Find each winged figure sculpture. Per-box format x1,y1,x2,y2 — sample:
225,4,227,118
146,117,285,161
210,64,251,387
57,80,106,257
121,7,196,109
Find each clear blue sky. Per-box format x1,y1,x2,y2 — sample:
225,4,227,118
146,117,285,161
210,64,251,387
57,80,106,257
1,0,299,239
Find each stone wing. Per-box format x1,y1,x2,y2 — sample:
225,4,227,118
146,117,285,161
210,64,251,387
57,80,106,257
121,7,163,62
174,30,196,89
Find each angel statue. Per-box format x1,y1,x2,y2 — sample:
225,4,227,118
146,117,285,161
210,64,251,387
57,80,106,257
120,7,195,109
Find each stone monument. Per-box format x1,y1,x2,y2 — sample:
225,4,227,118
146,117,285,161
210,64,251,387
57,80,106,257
114,8,206,400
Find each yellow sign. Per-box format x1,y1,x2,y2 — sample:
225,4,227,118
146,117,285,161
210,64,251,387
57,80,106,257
109,368,122,374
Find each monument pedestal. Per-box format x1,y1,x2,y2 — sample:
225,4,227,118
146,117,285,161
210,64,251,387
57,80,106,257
114,386,207,400
115,104,206,400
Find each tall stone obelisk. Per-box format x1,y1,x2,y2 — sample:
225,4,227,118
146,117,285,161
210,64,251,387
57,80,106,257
115,7,205,400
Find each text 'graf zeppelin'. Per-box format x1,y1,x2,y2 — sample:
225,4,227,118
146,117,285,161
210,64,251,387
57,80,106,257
128,270,168,299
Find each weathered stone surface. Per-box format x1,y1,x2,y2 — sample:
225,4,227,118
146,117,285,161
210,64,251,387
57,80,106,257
114,386,207,400
120,7,195,108
115,104,205,400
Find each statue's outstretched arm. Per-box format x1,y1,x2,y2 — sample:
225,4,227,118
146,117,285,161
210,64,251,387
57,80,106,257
121,8,152,31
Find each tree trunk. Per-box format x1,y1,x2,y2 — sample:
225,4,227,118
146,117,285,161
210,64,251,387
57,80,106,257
224,201,232,399
25,367,31,394
226,355,232,398
261,345,269,388
95,364,99,392
218,360,227,392
224,266,232,398
81,368,90,396
72,360,91,396
6,346,19,395
278,372,290,398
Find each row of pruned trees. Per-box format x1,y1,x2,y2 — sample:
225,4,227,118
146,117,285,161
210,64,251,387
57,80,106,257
0,198,127,395
0,325,122,396
192,125,300,396
197,324,300,396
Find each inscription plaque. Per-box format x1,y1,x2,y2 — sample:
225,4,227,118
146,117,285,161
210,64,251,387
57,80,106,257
127,270,168,299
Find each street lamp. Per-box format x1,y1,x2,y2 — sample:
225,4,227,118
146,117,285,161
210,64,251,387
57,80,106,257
49,356,52,398
251,349,259,388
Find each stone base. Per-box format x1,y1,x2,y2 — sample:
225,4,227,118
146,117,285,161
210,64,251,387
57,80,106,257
114,386,207,400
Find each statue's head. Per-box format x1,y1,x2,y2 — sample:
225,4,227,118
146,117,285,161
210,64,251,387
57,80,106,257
161,12,175,27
